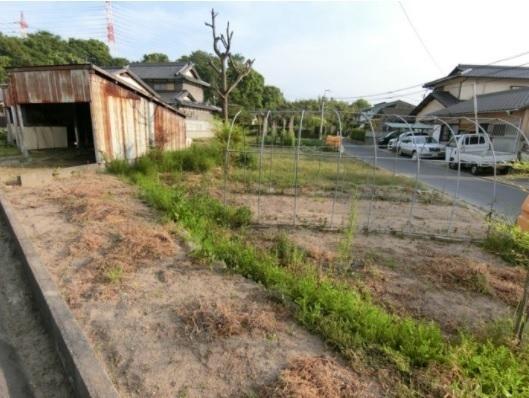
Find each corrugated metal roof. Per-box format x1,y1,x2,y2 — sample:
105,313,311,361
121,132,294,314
6,64,186,117
432,87,529,116
425,64,529,88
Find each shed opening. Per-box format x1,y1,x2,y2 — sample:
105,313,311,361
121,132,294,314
18,102,95,162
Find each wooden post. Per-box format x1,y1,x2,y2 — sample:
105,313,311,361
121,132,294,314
15,105,28,157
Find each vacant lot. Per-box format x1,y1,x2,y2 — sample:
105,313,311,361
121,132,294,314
2,142,528,396
1,171,382,397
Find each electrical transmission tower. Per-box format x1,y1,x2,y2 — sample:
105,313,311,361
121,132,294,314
19,11,28,38
105,1,115,50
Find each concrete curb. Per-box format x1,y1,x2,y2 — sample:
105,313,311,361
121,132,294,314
0,192,119,398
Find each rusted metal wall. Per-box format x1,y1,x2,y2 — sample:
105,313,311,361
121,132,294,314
89,73,185,162
5,68,90,105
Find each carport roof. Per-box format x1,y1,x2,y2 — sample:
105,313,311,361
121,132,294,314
384,122,434,129
431,87,529,116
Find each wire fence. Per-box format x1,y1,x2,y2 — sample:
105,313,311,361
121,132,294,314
222,110,529,241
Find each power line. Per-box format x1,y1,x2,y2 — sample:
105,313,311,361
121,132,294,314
398,1,443,74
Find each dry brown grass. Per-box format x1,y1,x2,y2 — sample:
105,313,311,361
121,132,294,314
265,356,367,398
43,178,177,282
180,300,278,340
422,257,525,306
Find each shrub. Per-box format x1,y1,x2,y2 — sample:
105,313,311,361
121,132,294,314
300,138,324,147
349,127,366,142
282,130,296,146
235,152,257,168
512,161,529,175
214,121,247,149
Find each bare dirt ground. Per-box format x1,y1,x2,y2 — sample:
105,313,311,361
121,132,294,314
227,192,488,239
1,171,383,397
259,226,523,336
0,218,72,397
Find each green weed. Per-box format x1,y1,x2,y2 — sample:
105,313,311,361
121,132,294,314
483,221,529,266
104,265,124,284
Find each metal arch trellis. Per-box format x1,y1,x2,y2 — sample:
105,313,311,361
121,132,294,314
329,109,344,228
459,115,499,216
292,110,305,226
221,108,524,241
427,116,464,234
256,110,271,223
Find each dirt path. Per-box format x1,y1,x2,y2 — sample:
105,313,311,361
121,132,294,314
0,218,72,397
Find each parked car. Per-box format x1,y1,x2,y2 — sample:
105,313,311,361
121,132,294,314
398,135,445,159
387,138,398,151
377,131,400,147
445,133,516,175
394,131,429,153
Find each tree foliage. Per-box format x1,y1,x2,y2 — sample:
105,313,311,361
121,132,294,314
176,50,285,112
0,31,128,82
141,52,170,63
0,31,370,129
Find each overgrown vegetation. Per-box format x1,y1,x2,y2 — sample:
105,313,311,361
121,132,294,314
512,161,529,176
108,145,529,396
0,128,19,157
483,221,529,267
349,127,366,142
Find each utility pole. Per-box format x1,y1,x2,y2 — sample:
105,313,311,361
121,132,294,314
473,81,479,135
319,89,331,140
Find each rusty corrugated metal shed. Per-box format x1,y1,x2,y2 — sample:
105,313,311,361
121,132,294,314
5,63,187,162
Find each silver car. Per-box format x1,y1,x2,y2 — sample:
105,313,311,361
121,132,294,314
398,136,445,159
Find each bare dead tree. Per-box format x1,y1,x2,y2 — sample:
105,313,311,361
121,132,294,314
205,9,254,123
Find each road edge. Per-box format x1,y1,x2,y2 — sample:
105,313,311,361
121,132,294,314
0,192,119,398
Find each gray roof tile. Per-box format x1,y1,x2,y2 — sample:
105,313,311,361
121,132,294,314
431,87,529,116
425,64,529,88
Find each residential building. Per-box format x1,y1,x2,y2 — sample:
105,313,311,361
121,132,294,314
360,100,415,122
127,62,220,142
412,64,529,118
411,64,529,152
2,64,186,163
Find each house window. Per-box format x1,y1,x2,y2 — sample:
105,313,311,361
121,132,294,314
152,82,175,91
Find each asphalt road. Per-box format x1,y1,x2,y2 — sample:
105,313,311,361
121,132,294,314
343,143,528,221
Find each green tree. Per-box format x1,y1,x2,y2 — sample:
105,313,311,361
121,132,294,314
177,50,285,112
141,52,170,63
262,85,285,109
0,31,128,83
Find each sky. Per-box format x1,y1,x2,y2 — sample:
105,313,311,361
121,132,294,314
3,1,529,105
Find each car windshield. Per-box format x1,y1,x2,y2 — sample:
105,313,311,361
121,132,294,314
413,136,436,144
